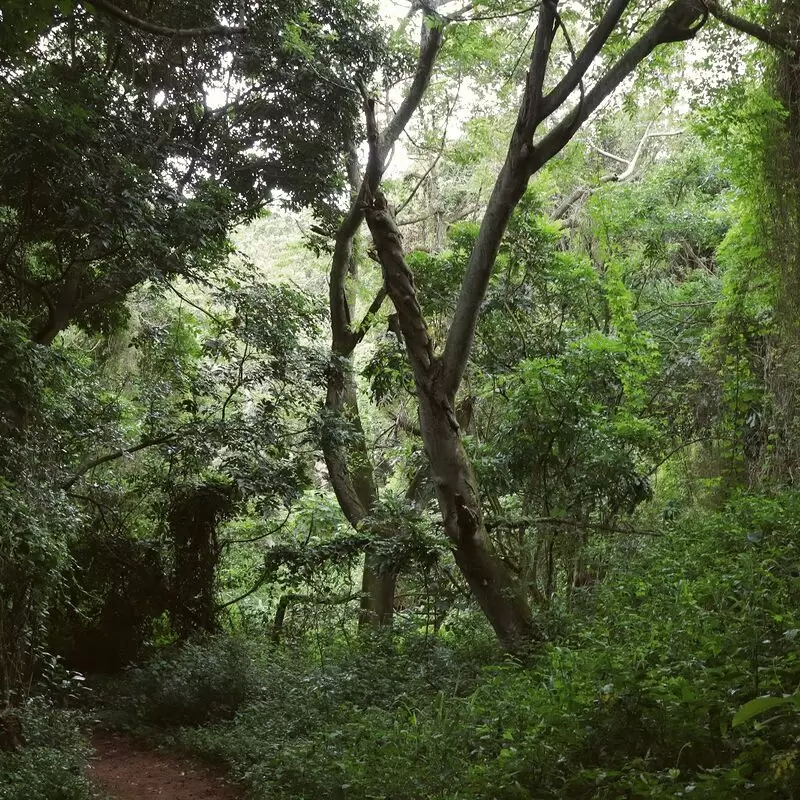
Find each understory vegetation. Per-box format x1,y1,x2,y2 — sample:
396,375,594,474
106,492,800,799
3,0,800,797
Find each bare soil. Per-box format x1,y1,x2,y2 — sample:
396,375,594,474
88,732,240,800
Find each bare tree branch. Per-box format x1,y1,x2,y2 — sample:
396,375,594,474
552,186,590,220
587,140,631,164
396,78,461,216
554,125,685,219
397,203,481,227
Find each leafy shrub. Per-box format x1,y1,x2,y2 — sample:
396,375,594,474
124,635,262,725
106,492,800,799
0,698,92,800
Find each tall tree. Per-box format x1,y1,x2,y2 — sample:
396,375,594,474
358,0,795,650
322,11,444,625
0,0,383,343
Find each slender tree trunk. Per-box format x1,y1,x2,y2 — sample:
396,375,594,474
320,11,444,628
322,348,396,627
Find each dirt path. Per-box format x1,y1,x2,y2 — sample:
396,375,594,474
88,732,240,800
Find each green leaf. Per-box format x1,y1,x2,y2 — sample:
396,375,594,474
732,695,797,727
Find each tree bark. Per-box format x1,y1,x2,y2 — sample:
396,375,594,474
321,10,444,628
417,386,536,650
364,190,535,651
323,337,397,626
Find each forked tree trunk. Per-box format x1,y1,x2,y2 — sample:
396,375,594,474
363,190,535,651
417,386,536,649
321,12,444,628
360,0,707,652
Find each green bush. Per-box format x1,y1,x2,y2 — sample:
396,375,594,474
123,635,262,725
106,492,800,799
0,698,92,800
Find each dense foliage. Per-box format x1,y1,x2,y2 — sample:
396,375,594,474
107,491,800,799
2,0,800,797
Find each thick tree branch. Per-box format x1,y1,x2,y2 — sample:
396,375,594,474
329,142,367,356
330,14,444,358
535,0,706,169
438,0,559,397
705,0,798,53
540,0,632,119
329,211,365,354
364,188,436,380
380,13,445,160
439,0,706,400
435,0,567,396
518,0,560,141
84,0,247,37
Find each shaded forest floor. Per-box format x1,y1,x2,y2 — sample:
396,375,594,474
88,732,239,800
5,492,799,800
84,492,800,799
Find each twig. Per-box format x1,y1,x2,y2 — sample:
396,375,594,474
168,283,226,327
222,510,292,546
61,433,178,489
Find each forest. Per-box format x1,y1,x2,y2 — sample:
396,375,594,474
1,0,800,796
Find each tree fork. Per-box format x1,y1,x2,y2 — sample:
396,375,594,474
360,0,714,651
321,8,445,629
363,188,536,652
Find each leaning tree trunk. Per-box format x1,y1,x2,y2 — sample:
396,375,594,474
321,12,444,628
363,188,535,651
417,387,536,648
322,158,396,628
